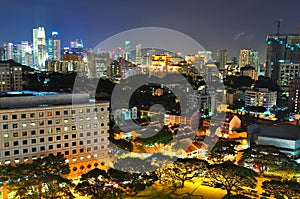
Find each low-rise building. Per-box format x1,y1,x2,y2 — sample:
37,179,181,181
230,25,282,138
258,124,300,162
245,88,277,110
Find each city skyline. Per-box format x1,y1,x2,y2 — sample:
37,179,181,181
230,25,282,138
1,0,300,62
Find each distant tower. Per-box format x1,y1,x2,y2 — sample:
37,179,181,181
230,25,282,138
135,43,142,65
216,49,228,69
124,40,131,61
47,37,54,60
239,49,259,71
4,42,14,60
16,41,32,66
52,31,61,61
33,27,47,69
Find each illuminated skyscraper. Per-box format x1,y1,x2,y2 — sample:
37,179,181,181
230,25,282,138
52,32,61,61
47,31,61,61
266,34,300,83
16,41,32,66
4,42,14,60
0,48,5,61
135,43,142,65
239,49,259,71
33,27,47,69
216,49,228,69
124,40,131,61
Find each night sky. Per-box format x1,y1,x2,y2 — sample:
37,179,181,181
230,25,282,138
1,0,300,62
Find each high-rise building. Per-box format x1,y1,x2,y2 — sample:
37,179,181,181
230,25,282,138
278,63,300,86
0,48,5,61
16,41,32,66
47,38,54,60
33,27,47,69
86,51,111,78
0,60,23,91
52,32,61,61
216,49,228,69
265,34,300,83
124,40,131,61
239,49,259,71
47,31,61,61
135,43,142,65
4,42,14,60
288,78,300,113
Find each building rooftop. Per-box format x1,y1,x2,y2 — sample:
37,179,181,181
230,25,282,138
259,124,300,140
0,91,91,109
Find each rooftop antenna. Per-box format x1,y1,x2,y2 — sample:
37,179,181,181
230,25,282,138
274,18,283,36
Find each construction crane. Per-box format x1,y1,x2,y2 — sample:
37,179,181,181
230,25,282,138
274,18,283,36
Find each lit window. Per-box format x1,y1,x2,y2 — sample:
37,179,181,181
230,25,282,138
4,142,9,147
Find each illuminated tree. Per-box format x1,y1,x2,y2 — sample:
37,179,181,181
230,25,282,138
160,158,208,192
75,168,123,199
206,162,257,196
1,154,74,199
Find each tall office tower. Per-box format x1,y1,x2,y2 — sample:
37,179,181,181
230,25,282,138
266,34,300,83
16,41,32,66
124,40,131,61
47,38,54,60
239,49,259,71
135,43,142,65
288,78,300,113
52,31,61,61
0,48,5,61
0,60,22,91
4,42,14,60
33,27,47,69
216,49,228,69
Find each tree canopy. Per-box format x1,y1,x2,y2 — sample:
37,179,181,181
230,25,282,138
206,162,258,196
238,145,300,176
0,154,74,199
262,179,300,199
